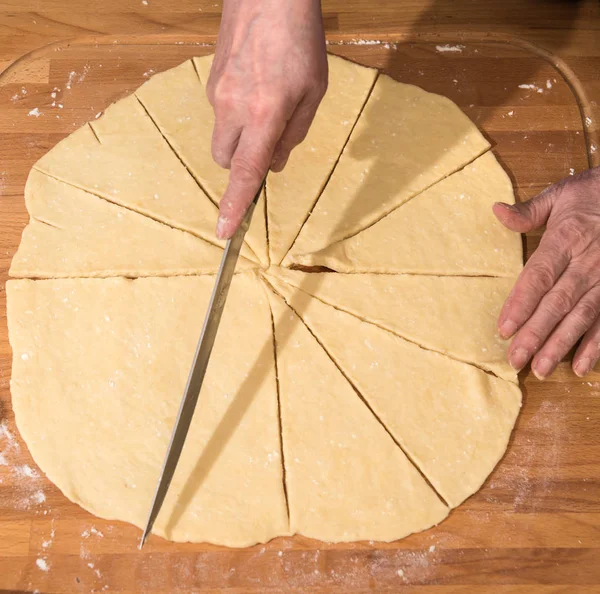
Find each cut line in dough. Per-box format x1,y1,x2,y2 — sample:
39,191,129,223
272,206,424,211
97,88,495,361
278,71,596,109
136,58,268,266
7,273,288,546
266,267,517,382
267,274,522,508
290,151,523,277
10,170,257,278
33,94,257,263
267,288,449,542
285,74,491,263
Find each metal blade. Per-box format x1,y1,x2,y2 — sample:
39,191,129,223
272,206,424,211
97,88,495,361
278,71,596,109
139,183,263,549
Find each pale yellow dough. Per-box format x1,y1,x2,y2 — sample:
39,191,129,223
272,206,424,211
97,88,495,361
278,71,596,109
33,94,256,262
7,273,288,546
268,268,516,382
266,54,377,265
290,152,524,276
10,170,257,278
267,289,448,541
7,53,524,547
267,275,522,508
136,58,269,266
286,74,491,263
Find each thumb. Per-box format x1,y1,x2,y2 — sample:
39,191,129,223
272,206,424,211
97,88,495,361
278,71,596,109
493,183,559,233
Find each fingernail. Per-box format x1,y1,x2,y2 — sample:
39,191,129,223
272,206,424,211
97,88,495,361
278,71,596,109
574,357,591,377
494,202,519,212
499,319,518,339
533,357,553,380
216,215,228,240
509,347,530,371
271,149,281,169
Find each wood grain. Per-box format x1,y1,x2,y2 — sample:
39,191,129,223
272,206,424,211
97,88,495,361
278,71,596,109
0,2,599,593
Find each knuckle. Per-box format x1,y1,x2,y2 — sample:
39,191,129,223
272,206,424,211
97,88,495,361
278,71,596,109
249,98,281,124
545,288,575,318
526,262,556,294
231,154,263,185
550,331,576,355
575,299,599,327
519,326,546,352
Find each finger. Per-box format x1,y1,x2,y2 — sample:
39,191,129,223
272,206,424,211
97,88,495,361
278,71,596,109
530,285,600,379
498,232,571,340
211,116,243,170
573,293,600,377
507,270,593,374
493,181,562,233
216,121,285,239
271,96,320,172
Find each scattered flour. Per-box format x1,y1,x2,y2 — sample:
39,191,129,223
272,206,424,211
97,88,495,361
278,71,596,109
350,39,381,45
15,464,39,479
585,116,593,127
518,83,544,94
36,558,50,572
569,168,576,175
65,66,90,90
27,107,41,117
435,44,465,53
82,526,104,538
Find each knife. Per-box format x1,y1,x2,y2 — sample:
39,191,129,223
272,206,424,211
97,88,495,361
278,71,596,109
139,181,264,549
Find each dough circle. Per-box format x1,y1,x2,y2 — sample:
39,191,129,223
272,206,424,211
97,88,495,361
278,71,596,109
7,53,522,546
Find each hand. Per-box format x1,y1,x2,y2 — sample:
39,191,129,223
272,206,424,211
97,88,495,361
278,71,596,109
207,0,328,239
494,166,600,379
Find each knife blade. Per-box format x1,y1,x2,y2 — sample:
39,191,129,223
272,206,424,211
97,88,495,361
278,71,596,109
139,182,264,549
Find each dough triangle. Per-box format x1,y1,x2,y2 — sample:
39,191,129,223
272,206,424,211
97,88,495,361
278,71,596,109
136,58,269,266
266,268,516,382
285,75,490,263
291,152,523,276
267,275,521,508
7,273,288,546
10,170,257,278
265,54,377,265
33,93,256,262
267,288,448,542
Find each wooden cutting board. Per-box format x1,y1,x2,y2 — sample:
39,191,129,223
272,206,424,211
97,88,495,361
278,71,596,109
0,35,599,594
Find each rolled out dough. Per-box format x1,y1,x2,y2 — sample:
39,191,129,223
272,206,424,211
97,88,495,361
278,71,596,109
290,151,524,276
136,58,269,266
7,52,523,547
265,54,377,265
7,273,288,546
267,275,522,508
33,94,257,262
285,74,491,263
267,268,517,382
267,288,448,541
10,170,257,278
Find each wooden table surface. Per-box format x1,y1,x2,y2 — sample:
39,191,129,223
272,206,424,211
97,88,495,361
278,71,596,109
0,2,599,593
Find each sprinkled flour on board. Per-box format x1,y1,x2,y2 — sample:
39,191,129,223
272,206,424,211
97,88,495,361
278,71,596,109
36,558,50,572
435,44,465,53
28,107,41,117
518,83,544,94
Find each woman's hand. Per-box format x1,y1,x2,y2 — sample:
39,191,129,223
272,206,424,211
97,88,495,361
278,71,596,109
494,166,600,379
207,0,327,239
